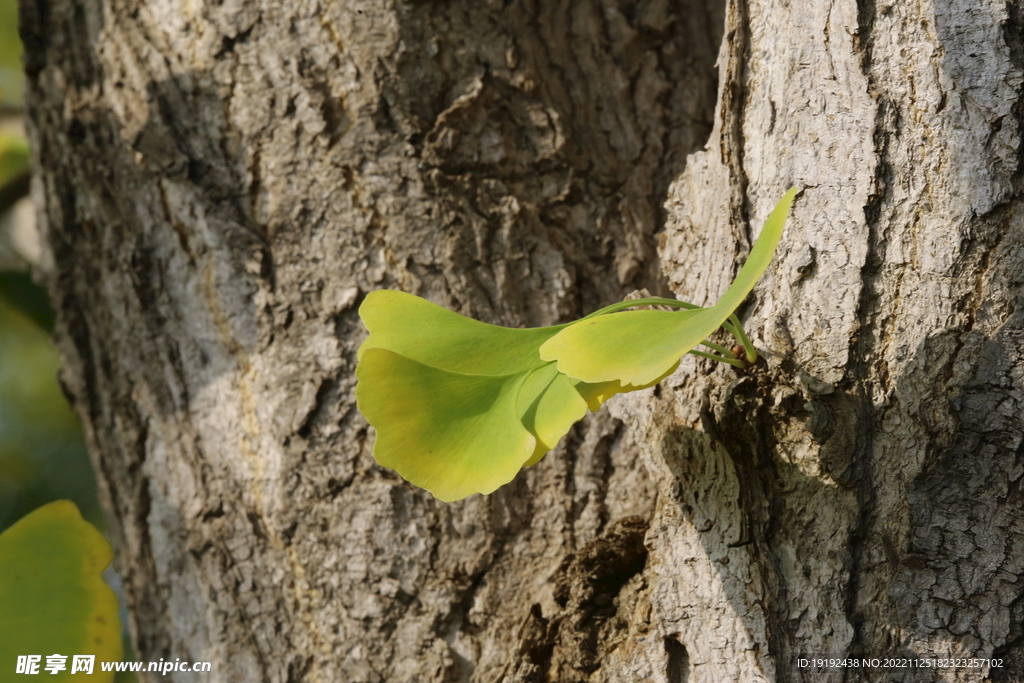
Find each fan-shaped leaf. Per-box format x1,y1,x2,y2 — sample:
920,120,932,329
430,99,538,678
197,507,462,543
356,348,537,501
359,290,566,376
540,309,704,387
540,188,798,385
0,501,122,682
357,293,607,485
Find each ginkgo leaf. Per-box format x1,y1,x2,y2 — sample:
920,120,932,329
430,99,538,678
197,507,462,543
359,289,566,376
541,309,703,387
356,347,537,502
358,290,593,471
519,363,589,466
540,188,798,386
0,501,122,682
357,293,603,483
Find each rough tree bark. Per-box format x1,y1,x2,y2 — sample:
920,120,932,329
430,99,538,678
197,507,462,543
19,0,1024,681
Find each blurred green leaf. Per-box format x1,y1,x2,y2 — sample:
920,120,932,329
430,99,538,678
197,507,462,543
0,131,29,188
0,271,55,332
0,0,24,109
0,298,75,429
0,501,122,681
0,296,97,531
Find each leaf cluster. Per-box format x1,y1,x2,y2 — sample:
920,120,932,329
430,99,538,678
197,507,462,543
355,189,798,501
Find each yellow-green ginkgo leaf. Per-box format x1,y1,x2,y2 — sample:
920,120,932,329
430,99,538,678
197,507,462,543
359,289,567,376
540,188,799,386
356,347,537,502
0,500,122,682
518,363,589,466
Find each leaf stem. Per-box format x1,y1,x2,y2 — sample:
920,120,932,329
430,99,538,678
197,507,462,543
699,341,737,358
728,313,758,364
688,350,748,369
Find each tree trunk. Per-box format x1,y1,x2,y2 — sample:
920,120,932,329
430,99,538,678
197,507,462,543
21,0,1024,681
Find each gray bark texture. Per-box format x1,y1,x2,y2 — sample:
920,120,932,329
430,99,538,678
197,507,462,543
18,0,1024,681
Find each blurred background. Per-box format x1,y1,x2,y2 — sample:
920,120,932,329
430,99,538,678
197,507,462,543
2,2,136,678
0,0,101,541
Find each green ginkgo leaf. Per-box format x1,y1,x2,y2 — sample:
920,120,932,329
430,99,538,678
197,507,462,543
358,293,600,496
356,347,538,502
359,289,567,376
0,501,122,682
539,187,798,386
356,347,594,498
358,290,593,483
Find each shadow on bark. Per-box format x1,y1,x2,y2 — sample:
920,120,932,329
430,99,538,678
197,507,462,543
651,302,1024,682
